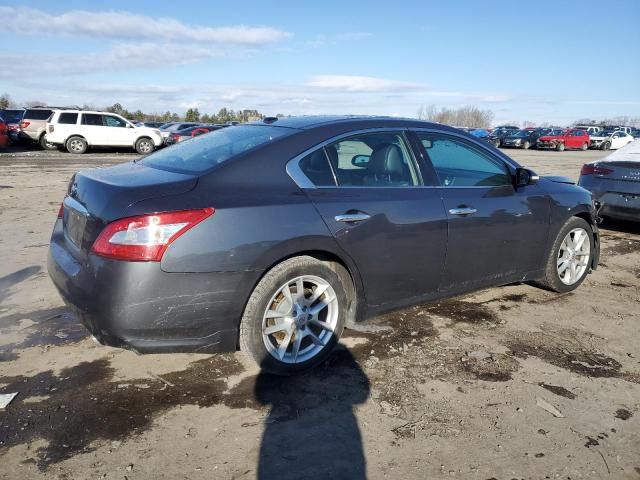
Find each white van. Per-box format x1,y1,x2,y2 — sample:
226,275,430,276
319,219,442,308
45,110,163,154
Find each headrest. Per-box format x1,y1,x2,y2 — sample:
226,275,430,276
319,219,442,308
369,144,403,176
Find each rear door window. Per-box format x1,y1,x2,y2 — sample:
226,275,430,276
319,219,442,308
24,109,53,120
298,150,336,186
81,113,103,126
58,113,78,125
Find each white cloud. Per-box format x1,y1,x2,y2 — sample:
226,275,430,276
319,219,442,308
306,75,427,93
0,6,292,45
0,43,225,78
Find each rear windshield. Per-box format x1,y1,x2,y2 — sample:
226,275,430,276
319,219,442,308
0,109,24,123
24,109,53,120
142,125,294,174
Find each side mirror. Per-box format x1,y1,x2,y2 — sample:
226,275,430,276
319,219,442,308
351,154,370,167
515,168,539,187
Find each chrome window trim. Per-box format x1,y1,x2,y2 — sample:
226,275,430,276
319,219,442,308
286,127,424,190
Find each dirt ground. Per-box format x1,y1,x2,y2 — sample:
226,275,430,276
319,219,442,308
0,145,639,480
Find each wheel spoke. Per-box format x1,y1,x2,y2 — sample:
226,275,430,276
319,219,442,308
309,318,334,332
569,262,577,283
295,278,305,302
264,321,289,335
306,329,325,347
264,309,288,319
291,333,303,363
307,283,329,305
310,295,335,315
558,260,570,274
277,329,293,360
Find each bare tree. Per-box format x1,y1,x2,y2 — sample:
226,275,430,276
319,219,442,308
417,104,494,128
0,93,15,110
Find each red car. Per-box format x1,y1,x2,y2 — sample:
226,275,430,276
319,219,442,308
0,119,10,148
536,128,590,151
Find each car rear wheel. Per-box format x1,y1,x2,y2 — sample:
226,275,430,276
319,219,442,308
556,142,565,152
239,256,350,375
39,133,57,151
523,141,531,150
135,137,155,155
581,143,588,151
66,136,87,154
534,217,593,293
602,141,611,150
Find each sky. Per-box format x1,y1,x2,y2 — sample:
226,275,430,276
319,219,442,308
0,0,638,125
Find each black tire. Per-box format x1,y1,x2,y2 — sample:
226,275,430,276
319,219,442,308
66,136,87,154
602,141,611,151
135,137,155,155
533,217,594,293
581,143,588,151
556,142,565,152
523,141,531,150
39,133,57,151
239,255,351,375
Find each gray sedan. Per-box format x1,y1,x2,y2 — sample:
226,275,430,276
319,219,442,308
579,141,640,222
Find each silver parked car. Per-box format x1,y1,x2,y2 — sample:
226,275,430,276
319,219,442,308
579,140,640,222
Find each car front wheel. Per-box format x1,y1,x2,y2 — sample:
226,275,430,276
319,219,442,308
135,137,155,155
581,143,588,151
602,141,611,150
534,217,593,293
239,256,350,375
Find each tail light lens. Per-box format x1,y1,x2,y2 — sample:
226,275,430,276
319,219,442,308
171,133,180,142
57,203,64,218
91,208,214,262
581,164,613,176
19,121,30,129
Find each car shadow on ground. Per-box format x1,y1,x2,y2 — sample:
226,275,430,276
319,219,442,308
599,218,640,235
252,348,370,480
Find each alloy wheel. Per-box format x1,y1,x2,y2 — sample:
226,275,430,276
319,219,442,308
557,228,590,285
261,275,338,364
70,139,83,152
139,140,152,153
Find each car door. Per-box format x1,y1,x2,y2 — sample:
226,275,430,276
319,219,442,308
413,130,551,293
102,114,135,146
294,130,448,308
80,113,105,145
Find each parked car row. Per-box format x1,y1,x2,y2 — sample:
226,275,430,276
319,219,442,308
0,106,230,154
466,125,638,152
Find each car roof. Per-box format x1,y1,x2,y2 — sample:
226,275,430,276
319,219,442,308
250,115,447,131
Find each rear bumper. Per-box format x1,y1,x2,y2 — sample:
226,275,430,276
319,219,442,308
47,220,260,353
580,179,640,223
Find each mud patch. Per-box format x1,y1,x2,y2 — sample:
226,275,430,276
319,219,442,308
0,354,244,469
604,237,640,256
0,306,87,352
615,408,633,420
423,299,499,324
506,326,639,383
461,352,520,382
539,383,576,400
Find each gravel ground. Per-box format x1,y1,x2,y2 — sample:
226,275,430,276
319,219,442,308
0,145,639,480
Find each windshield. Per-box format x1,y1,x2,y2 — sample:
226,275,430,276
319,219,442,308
142,125,294,174
513,130,530,138
0,109,24,123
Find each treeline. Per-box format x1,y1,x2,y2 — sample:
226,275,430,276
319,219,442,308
0,94,269,124
417,104,494,128
105,104,266,124
572,116,640,128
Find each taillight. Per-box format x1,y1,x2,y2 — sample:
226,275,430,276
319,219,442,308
171,133,180,141
91,208,214,262
57,203,64,218
581,164,613,176
48,124,55,133
19,121,30,129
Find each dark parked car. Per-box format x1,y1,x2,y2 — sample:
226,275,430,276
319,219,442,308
48,116,600,374
0,108,25,142
501,129,538,149
141,121,166,128
0,118,9,147
165,125,224,145
487,127,520,147
578,141,640,223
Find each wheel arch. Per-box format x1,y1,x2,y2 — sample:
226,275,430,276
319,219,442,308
134,135,153,147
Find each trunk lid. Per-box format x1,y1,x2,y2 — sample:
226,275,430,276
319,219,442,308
597,161,640,183
64,162,198,258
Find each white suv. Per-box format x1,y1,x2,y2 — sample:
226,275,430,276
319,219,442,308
45,110,163,154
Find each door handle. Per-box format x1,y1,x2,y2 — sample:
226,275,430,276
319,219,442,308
448,207,477,216
334,213,371,223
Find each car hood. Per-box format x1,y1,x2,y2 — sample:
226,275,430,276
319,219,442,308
539,135,563,141
542,175,574,184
